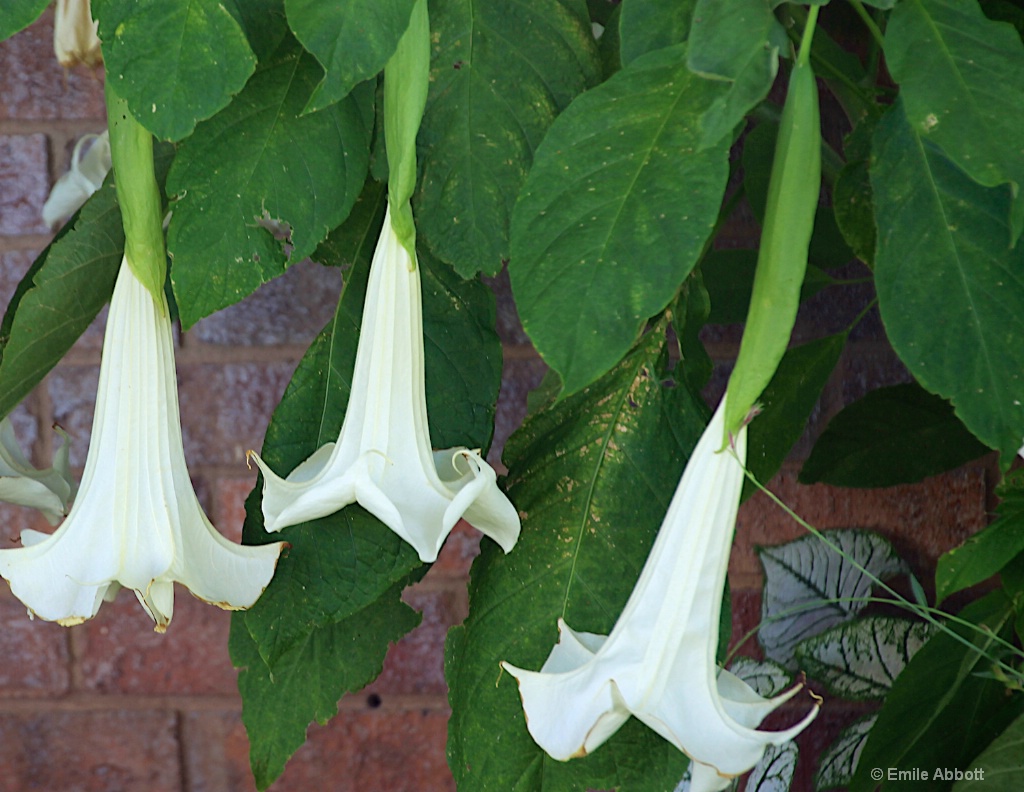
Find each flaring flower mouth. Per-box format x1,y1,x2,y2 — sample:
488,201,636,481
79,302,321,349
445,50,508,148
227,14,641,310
0,417,75,525
249,205,520,563
500,396,819,791
0,259,284,631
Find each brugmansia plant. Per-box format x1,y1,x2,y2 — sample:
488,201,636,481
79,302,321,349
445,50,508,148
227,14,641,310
3,0,1024,790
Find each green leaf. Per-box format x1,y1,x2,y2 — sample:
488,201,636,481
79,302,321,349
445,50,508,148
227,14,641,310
833,158,876,266
936,469,1024,604
96,0,256,141
285,0,416,112
814,714,876,791
701,249,835,325
230,580,421,790
416,0,600,277
227,0,288,61
686,0,785,148
953,710,1024,791
758,530,909,668
166,35,373,329
0,185,122,419
850,592,1024,791
446,324,705,790
745,332,846,500
871,101,1024,468
795,616,934,700
800,383,992,488
510,43,732,397
618,0,694,67
0,0,49,41
885,0,1024,238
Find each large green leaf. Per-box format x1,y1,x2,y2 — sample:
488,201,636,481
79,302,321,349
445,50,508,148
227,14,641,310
0,0,49,41
871,101,1024,467
686,0,785,148
744,332,846,500
795,616,934,701
166,35,373,329
800,383,992,488
936,470,1024,604
850,592,1024,791
231,579,421,790
758,530,909,668
953,710,1024,791
618,0,693,67
284,0,416,112
96,0,256,141
446,324,705,790
416,0,600,278
510,43,732,397
885,0,1024,237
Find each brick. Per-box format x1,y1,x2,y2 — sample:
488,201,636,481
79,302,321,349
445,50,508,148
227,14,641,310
490,355,547,470
0,9,106,122
482,266,531,347
0,595,70,696
187,259,342,347
731,466,989,589
0,710,181,792
48,364,99,470
837,342,912,406
177,362,296,467
213,475,259,543
0,134,50,236
77,591,238,695
727,587,764,662
366,583,468,697
0,250,40,312
432,519,483,578
182,708,454,792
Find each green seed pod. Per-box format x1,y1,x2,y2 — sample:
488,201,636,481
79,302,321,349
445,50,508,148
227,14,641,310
724,23,821,439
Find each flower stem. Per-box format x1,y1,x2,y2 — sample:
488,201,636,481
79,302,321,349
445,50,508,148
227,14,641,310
384,0,430,260
105,81,167,305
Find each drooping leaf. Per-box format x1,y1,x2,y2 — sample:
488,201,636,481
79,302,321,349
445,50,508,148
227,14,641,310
96,0,256,141
952,710,1024,791
871,101,1024,467
0,186,121,419
686,0,785,148
936,469,1024,604
885,0,1024,238
795,616,934,700
744,332,846,500
0,0,49,41
850,592,1024,791
416,0,600,278
285,0,416,112
758,530,909,668
618,0,694,67
510,43,732,397
446,324,706,791
833,158,876,267
227,0,288,61
167,35,373,329
815,714,876,791
672,269,713,394
746,741,799,792
230,579,422,790
799,383,992,488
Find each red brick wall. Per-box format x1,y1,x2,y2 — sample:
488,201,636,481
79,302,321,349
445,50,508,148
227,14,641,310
0,9,994,792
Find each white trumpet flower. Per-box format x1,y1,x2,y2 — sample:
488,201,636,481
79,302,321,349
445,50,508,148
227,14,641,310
53,0,102,69
42,131,111,229
0,260,284,631
0,418,75,525
501,396,818,792
249,206,520,563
